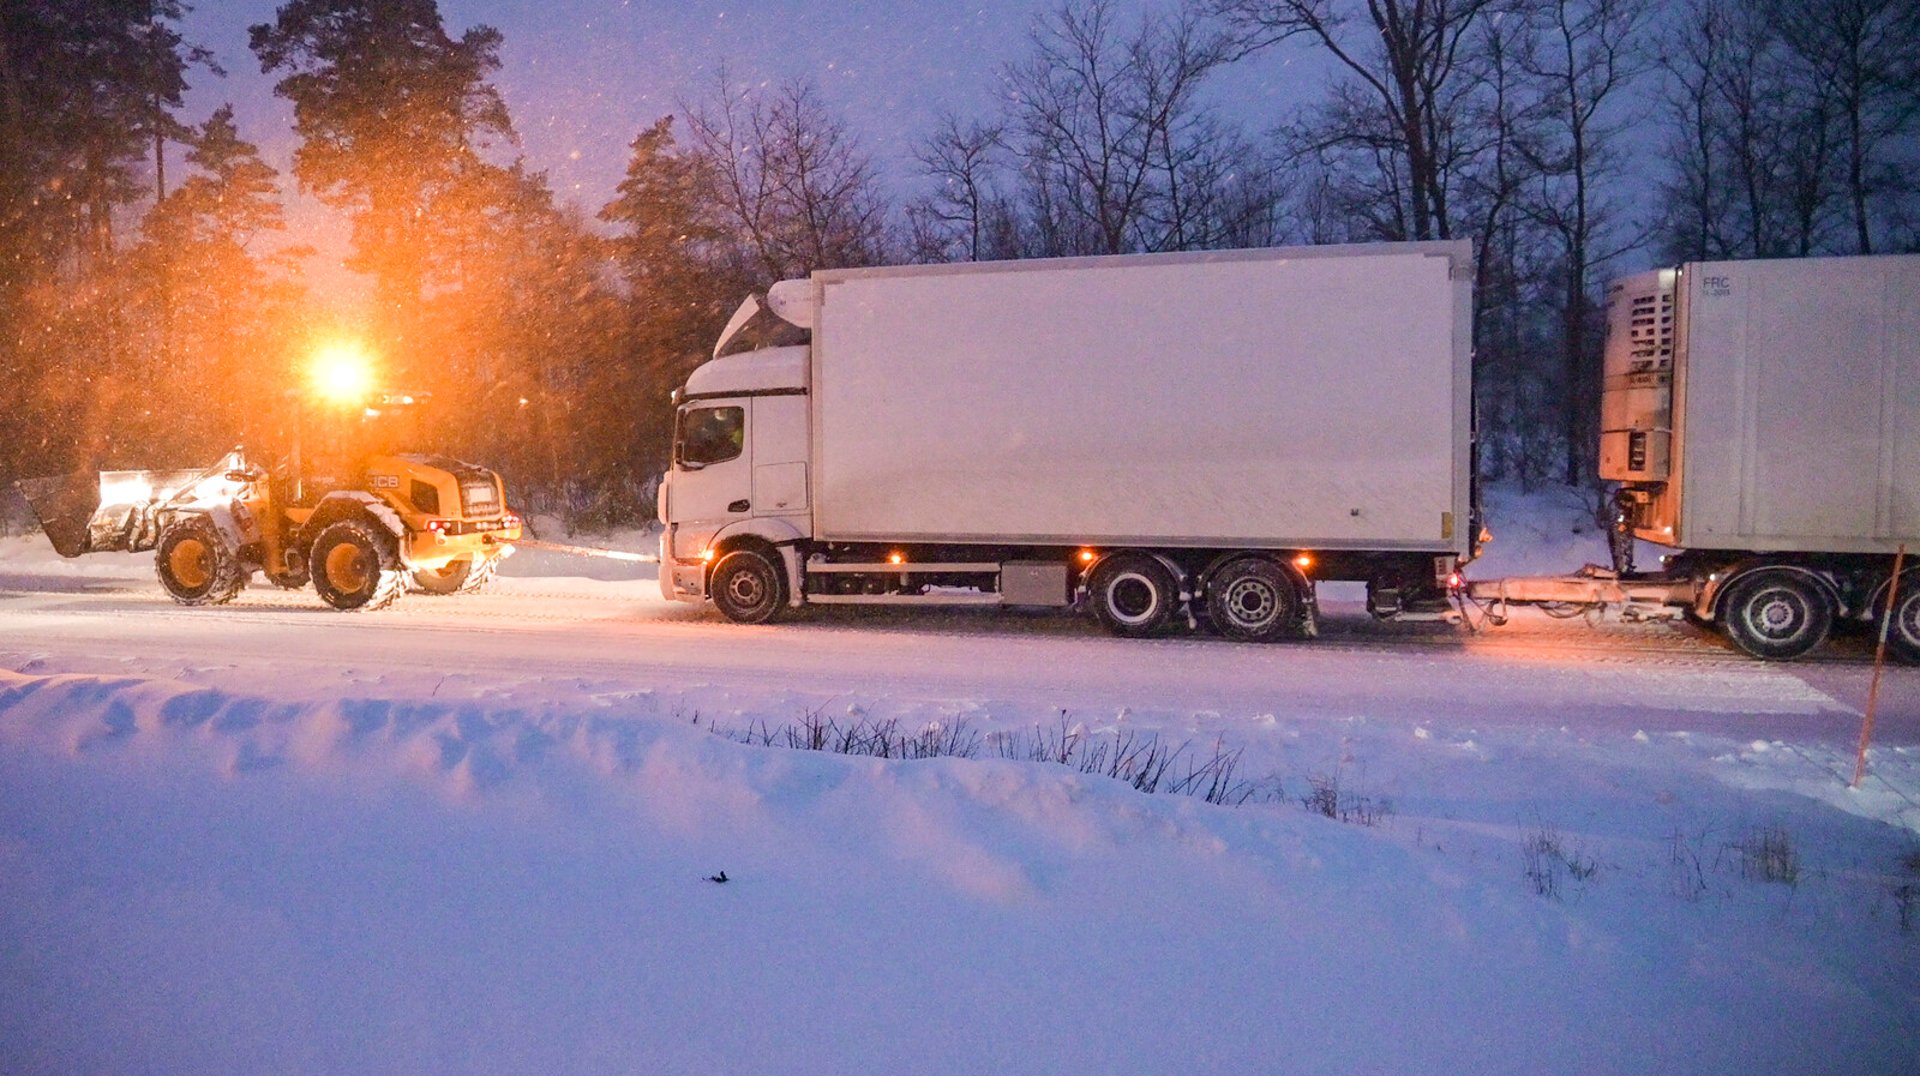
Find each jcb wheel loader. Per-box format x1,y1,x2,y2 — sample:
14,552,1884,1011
15,395,521,612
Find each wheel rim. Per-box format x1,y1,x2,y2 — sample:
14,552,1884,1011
1898,591,1920,648
1105,571,1160,625
724,566,768,610
326,543,370,594
1222,577,1280,629
168,539,210,590
1744,586,1808,641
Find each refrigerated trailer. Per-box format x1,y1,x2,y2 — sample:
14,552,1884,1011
657,241,1477,640
1470,254,1920,661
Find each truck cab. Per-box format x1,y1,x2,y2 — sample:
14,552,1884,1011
658,344,810,605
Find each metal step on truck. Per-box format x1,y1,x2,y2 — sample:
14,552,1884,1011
1467,254,1920,662
656,240,1478,641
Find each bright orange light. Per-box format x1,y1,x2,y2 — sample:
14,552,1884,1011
1294,552,1314,570
888,552,905,565
308,339,377,406
1078,549,1096,563
700,548,715,562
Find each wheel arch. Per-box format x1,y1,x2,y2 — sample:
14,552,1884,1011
705,518,806,605
1197,550,1309,601
296,492,406,551
1865,564,1920,620
1081,548,1191,598
1702,560,1844,622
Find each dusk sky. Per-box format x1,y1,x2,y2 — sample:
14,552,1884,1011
177,0,1317,299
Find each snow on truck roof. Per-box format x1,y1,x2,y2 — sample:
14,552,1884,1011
682,344,809,399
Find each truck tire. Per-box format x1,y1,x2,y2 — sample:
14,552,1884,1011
711,548,786,624
1089,553,1178,638
412,554,498,595
1886,584,1920,665
154,516,247,606
1205,556,1302,643
310,518,406,611
1721,571,1832,660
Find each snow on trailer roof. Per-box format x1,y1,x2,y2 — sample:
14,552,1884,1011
682,344,809,400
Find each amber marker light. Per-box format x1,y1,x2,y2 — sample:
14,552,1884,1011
701,548,715,562
308,339,377,406
888,552,906,565
1294,552,1314,571
1078,549,1097,564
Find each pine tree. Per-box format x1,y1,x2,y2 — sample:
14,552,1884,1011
250,0,513,377
601,116,749,486
132,105,305,461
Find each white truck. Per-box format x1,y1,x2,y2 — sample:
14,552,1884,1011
1471,253,1920,661
657,241,1477,640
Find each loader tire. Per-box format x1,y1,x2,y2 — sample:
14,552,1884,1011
412,554,498,596
311,518,406,612
154,516,247,606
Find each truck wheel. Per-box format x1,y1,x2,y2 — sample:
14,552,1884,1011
711,548,786,624
310,518,406,611
412,554,497,595
1721,571,1832,660
1205,556,1301,643
1886,584,1920,665
1089,553,1177,637
154,516,247,606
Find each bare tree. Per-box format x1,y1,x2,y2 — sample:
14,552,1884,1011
1766,0,1920,254
1005,0,1239,254
681,69,889,280
1657,0,1847,260
1214,0,1503,241
1512,0,1651,484
905,114,1014,262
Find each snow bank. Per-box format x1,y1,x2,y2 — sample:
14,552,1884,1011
3,670,1916,1074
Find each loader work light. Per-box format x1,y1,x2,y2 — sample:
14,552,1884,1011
309,340,377,406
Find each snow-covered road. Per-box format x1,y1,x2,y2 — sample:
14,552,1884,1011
1,545,1913,747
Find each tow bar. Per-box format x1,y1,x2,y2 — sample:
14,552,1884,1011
486,535,660,564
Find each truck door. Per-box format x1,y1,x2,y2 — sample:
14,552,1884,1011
668,401,752,559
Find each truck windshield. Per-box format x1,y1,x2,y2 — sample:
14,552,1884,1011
675,405,745,468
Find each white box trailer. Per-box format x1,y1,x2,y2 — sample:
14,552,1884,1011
1604,255,1920,554
659,241,1477,641
1472,253,1920,661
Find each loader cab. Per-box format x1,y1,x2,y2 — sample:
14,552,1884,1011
287,392,428,505
660,346,810,598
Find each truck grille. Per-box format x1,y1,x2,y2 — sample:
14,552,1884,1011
460,478,501,517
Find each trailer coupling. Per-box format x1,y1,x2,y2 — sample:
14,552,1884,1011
1462,565,1697,625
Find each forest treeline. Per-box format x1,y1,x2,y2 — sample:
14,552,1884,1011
2,0,1916,527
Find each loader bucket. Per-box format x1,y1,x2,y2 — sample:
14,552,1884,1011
15,461,245,557
15,474,103,557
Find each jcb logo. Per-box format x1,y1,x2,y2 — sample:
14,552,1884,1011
369,474,400,489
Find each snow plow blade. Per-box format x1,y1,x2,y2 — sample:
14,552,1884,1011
15,455,246,558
